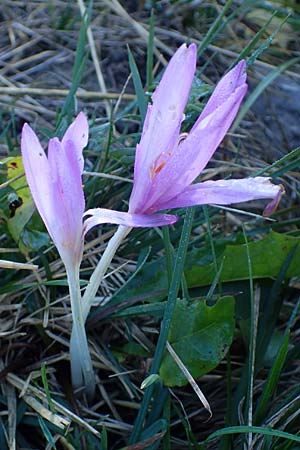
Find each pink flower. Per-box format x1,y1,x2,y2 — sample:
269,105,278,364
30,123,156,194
21,112,88,269
84,44,283,232
22,113,96,396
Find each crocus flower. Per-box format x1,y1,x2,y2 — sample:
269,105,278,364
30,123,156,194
21,112,88,270
21,112,95,397
84,43,283,233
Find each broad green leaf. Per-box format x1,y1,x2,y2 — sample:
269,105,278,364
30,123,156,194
159,296,235,387
107,232,300,310
186,231,300,287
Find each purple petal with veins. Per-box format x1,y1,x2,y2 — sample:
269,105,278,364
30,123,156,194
129,43,197,214
153,178,285,215
61,111,88,174
21,124,53,234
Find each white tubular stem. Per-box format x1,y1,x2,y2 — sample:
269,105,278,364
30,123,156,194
82,225,132,322
66,265,95,399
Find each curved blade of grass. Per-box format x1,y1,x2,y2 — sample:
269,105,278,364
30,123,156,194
127,46,147,121
254,331,289,425
256,244,298,366
37,415,57,450
41,363,54,414
253,146,300,177
201,425,300,448
247,14,290,67
229,12,278,68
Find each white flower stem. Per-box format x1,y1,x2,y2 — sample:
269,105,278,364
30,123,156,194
82,225,132,322
66,264,95,399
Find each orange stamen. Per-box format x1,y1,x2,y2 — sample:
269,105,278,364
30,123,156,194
154,161,166,174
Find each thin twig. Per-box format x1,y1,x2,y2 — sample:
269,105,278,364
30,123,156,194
0,86,135,100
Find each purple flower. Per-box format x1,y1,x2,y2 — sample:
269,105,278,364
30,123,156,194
22,113,96,396
84,44,283,232
21,112,88,269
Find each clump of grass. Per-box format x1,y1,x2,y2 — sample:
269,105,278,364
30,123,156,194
1,1,300,449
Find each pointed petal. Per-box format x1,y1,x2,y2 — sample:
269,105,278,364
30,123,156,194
129,43,197,213
154,178,284,215
191,60,247,127
83,208,178,234
143,80,247,211
61,112,89,174
21,124,54,233
47,138,84,266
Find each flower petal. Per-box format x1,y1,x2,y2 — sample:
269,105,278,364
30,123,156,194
153,177,284,215
61,111,89,174
143,81,247,211
129,43,197,214
21,124,54,233
191,60,247,127
47,138,85,266
83,208,178,234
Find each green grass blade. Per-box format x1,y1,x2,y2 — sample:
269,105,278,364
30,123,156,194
202,426,300,447
41,363,55,414
254,332,289,425
229,12,278,67
197,0,235,58
37,415,57,450
127,46,147,121
129,207,195,443
203,206,218,275
256,244,298,366
247,14,290,67
206,257,225,301
253,146,300,177
162,226,173,288
101,426,108,450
